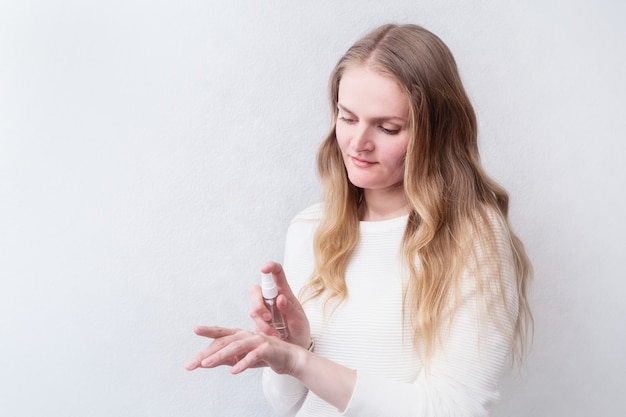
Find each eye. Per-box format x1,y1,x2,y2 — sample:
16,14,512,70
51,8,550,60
339,116,357,125
379,126,400,135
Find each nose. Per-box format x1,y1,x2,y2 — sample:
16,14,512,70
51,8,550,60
350,125,373,153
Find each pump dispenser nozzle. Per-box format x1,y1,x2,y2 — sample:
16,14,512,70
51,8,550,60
261,273,288,340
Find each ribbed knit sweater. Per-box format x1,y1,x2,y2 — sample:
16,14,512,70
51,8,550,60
262,203,517,417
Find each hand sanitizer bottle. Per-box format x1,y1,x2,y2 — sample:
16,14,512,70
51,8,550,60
261,273,288,340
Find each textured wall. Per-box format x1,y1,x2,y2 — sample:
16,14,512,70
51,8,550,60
1,1,624,416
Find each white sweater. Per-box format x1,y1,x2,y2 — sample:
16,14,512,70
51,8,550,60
262,204,517,417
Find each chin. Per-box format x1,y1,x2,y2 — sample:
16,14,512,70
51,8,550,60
347,176,378,190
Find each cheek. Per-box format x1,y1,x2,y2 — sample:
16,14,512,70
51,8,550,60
397,150,408,169
384,142,409,170
335,124,350,153
391,157,406,177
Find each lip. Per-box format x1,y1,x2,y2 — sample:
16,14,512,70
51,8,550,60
349,156,376,168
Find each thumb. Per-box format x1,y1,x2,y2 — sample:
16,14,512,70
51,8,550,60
276,293,293,313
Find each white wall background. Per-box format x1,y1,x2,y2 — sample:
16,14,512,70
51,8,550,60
1,1,624,416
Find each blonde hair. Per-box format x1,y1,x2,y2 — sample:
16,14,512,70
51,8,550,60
302,24,532,365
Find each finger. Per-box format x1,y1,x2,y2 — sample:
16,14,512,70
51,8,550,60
251,318,281,337
231,348,259,374
200,334,258,369
250,287,284,337
193,325,236,338
260,261,297,300
248,285,272,322
185,327,244,370
185,357,201,370
230,336,273,374
248,285,280,336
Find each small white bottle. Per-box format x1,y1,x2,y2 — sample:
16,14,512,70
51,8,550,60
261,273,289,340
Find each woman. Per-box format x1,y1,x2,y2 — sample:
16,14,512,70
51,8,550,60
186,23,532,417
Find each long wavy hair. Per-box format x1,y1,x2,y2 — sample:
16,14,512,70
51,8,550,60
301,24,532,365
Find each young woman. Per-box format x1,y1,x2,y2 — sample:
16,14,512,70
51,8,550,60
186,23,532,417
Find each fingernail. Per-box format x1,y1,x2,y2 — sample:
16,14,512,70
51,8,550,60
201,357,215,367
185,359,199,370
263,312,272,321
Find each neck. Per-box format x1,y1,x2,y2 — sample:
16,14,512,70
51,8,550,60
360,188,409,221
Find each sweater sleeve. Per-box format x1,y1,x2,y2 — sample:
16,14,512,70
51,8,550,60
342,293,512,417
342,219,519,417
262,369,308,417
261,205,319,416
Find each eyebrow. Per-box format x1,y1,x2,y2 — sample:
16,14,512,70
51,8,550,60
337,103,407,124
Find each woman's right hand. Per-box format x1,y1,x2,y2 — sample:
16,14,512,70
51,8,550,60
249,261,312,350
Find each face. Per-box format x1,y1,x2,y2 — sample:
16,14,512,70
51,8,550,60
336,65,410,195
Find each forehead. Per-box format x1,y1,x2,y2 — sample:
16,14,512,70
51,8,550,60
338,65,409,118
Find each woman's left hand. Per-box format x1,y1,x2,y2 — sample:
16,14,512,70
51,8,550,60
184,326,300,375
